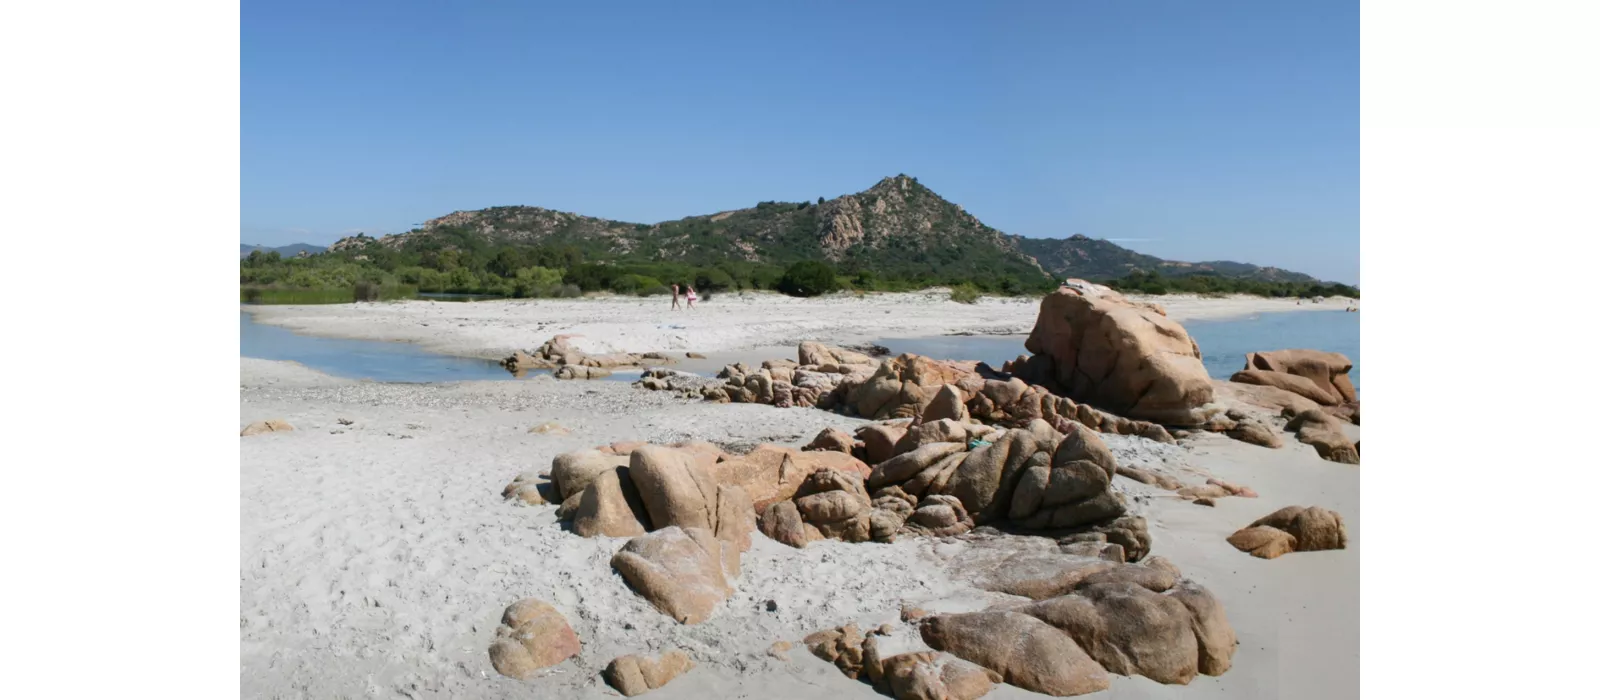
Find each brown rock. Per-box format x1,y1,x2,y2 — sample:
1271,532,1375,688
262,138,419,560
1114,465,1183,491
891,419,968,457
611,527,735,624
628,445,720,532
1225,419,1284,448
768,640,793,660
880,651,999,700
1023,285,1214,425
487,598,581,679
921,384,971,424
240,419,293,436
959,545,1118,600
858,423,910,465
1244,349,1358,404
1229,369,1341,405
1074,556,1181,593
603,650,695,696
1250,505,1348,551
942,430,1039,523
502,471,558,506
1167,580,1238,676
758,501,816,549
1206,478,1258,498
1285,409,1360,464
871,441,966,488
571,467,650,538
1018,582,1200,684
1226,526,1298,559
550,449,630,501
804,427,856,453
806,623,869,678
921,610,1110,696
1210,378,1322,416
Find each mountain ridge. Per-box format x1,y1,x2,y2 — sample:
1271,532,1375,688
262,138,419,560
241,242,327,258
328,175,1331,285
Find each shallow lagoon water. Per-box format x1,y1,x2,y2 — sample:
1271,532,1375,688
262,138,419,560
239,311,642,383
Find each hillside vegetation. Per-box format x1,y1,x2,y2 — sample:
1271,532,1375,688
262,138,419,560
240,175,1356,301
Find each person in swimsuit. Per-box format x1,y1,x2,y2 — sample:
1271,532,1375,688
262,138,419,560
685,284,698,309
671,283,681,310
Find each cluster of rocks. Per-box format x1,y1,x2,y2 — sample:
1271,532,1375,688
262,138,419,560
1227,505,1349,559
757,401,1152,555
632,368,716,398
486,597,694,695
804,622,998,700
806,544,1238,697
500,334,677,379
1230,349,1360,423
674,340,1183,445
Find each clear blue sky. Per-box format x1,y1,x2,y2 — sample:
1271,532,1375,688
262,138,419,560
243,0,1358,284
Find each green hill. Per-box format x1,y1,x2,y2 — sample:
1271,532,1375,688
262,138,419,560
245,175,1353,298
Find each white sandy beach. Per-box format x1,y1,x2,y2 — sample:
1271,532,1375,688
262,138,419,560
241,291,1356,361
240,290,1359,699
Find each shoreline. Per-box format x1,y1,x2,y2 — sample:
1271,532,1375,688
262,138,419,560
242,290,1355,363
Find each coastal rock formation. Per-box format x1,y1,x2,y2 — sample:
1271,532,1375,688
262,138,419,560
531,416,1136,557
611,526,738,624
805,622,1000,700
756,417,1137,552
1010,281,1215,426
1228,506,1348,559
921,553,1237,694
666,340,1180,444
501,334,674,379
486,599,581,679
921,610,1111,696
1284,408,1360,464
240,419,294,436
1235,350,1357,405
603,650,695,696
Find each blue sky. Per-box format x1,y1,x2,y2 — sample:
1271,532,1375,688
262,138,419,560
244,1,1358,283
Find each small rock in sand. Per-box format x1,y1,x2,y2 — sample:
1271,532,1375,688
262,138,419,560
603,649,695,696
486,598,580,680
528,421,572,435
240,419,294,436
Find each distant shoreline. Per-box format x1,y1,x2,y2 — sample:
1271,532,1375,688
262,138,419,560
241,290,1354,363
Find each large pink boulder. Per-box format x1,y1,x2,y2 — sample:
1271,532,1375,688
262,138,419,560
1022,285,1214,425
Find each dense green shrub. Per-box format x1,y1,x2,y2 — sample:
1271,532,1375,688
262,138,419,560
949,283,981,304
777,261,837,297
610,274,664,296
694,267,736,293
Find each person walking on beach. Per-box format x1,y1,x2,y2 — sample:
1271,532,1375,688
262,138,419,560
671,283,681,311
684,284,698,310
